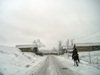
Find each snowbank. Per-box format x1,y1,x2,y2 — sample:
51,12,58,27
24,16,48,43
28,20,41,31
58,53,100,75
0,46,46,75
79,51,100,70
79,51,100,64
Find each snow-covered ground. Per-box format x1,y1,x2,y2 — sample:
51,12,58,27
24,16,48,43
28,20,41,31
79,51,100,70
79,51,100,64
0,46,46,75
65,50,100,65
0,46,100,75
59,51,100,75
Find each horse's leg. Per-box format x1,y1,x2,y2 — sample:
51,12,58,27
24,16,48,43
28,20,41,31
74,60,78,66
74,60,76,66
76,60,79,66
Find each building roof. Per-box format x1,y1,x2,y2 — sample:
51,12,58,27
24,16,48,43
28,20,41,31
16,44,33,48
76,43,100,47
16,44,45,49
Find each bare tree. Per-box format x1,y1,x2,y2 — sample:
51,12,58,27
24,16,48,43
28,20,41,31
33,39,45,48
66,39,69,50
58,41,63,55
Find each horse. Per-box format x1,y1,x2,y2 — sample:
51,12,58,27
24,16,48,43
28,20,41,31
72,54,80,66
72,45,80,66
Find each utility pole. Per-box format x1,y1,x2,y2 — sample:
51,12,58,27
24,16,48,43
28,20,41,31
88,45,91,64
58,41,63,55
71,39,74,49
67,39,69,50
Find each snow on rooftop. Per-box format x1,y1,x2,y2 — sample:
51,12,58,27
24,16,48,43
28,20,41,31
16,44,35,48
16,43,45,48
76,43,100,47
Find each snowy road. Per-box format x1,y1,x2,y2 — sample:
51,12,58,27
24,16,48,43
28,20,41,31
1,46,100,75
31,56,79,75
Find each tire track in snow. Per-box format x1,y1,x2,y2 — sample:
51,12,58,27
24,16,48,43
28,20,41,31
32,55,79,75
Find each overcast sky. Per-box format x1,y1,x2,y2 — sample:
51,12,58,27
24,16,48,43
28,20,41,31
0,0,100,49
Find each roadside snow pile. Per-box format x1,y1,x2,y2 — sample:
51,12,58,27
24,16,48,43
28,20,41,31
79,51,100,70
0,46,46,75
57,54,100,75
79,51,100,64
